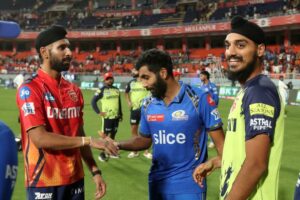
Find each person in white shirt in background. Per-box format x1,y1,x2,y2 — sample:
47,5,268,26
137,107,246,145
13,71,25,89
278,75,288,106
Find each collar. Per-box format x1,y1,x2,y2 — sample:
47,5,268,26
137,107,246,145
243,74,263,88
151,81,186,105
38,69,62,87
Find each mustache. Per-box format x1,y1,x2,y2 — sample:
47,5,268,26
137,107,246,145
63,57,72,62
226,55,243,62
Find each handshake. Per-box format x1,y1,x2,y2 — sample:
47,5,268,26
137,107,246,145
83,132,119,157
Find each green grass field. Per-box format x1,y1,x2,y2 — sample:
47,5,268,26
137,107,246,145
1,87,299,200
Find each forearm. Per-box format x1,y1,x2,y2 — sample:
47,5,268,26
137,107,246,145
226,160,267,200
81,146,99,172
118,136,151,151
209,155,222,171
28,128,88,150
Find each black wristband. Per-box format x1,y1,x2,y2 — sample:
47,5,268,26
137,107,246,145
91,169,102,176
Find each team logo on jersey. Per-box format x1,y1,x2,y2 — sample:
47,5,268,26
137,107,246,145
211,108,221,120
68,90,78,102
44,92,55,101
206,94,216,106
171,110,188,121
22,102,35,116
147,114,164,122
19,86,31,100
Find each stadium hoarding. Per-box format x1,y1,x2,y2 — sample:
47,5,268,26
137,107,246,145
17,14,300,39
219,86,240,99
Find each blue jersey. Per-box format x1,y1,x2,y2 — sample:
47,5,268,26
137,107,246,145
295,172,300,200
200,81,219,105
140,83,222,195
0,121,18,200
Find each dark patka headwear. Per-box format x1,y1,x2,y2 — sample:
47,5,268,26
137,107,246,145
35,25,67,53
230,16,265,45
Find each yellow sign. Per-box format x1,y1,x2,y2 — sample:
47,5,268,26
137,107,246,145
249,103,274,118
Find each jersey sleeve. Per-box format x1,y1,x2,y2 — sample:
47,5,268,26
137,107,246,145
211,83,219,105
91,88,103,114
243,86,280,141
16,84,46,132
125,80,131,93
199,92,223,131
138,99,151,138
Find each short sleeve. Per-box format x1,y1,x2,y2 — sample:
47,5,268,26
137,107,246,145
138,100,151,137
199,92,223,131
16,84,45,132
243,86,280,141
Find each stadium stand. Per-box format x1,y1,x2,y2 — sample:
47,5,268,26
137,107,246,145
0,0,299,79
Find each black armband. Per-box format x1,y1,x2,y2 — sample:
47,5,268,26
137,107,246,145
91,169,102,176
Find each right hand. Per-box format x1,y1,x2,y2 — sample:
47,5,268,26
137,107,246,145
90,138,118,156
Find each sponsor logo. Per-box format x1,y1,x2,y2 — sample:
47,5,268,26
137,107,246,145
249,103,274,118
19,86,31,99
250,118,272,131
206,94,216,106
153,130,186,144
147,114,164,122
47,106,80,119
34,192,53,200
44,92,55,101
211,108,221,120
171,110,188,121
22,102,35,116
68,90,78,102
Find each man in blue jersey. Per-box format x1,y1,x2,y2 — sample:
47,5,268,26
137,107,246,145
199,70,219,148
116,49,225,200
0,20,20,200
193,16,284,200
199,71,219,105
0,121,18,200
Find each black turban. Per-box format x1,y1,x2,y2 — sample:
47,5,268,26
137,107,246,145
230,16,265,45
35,25,67,53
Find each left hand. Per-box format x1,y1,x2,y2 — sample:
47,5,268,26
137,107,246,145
193,160,214,188
93,174,106,199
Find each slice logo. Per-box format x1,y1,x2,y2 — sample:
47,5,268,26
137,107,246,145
171,110,188,121
147,114,164,122
19,86,31,100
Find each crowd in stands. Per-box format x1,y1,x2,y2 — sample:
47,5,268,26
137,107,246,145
1,46,300,79
0,0,299,31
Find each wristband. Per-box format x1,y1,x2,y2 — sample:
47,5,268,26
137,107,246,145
91,169,102,176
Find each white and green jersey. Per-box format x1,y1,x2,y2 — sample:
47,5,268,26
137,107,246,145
220,75,284,200
125,78,150,110
91,85,122,119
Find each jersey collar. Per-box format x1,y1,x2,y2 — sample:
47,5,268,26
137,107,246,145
38,69,62,87
151,81,186,105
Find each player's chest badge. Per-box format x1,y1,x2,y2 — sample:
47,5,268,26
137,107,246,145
68,90,78,102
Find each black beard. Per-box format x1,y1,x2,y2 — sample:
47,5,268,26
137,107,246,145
150,74,167,99
49,51,71,73
227,54,257,83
